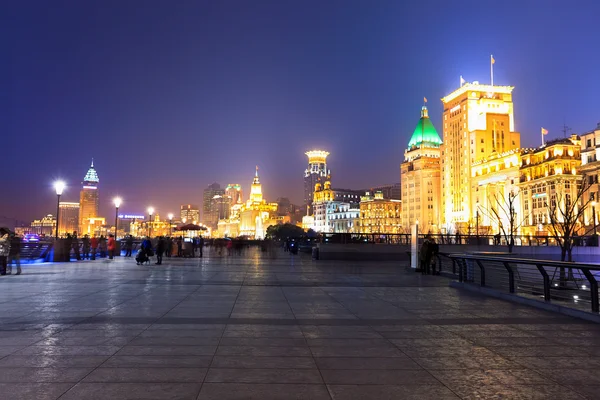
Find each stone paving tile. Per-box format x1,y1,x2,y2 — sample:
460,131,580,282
0,367,94,383
210,356,316,369
441,384,585,400
197,383,331,399
83,367,207,383
59,382,202,400
102,355,213,368
326,384,460,399
216,346,311,357
204,368,323,383
315,356,423,370
116,345,217,356
320,369,437,384
0,355,110,368
0,382,74,400
567,385,600,399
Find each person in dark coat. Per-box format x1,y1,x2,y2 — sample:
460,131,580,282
176,237,183,257
125,235,134,257
90,236,98,260
198,236,204,258
155,237,165,265
8,233,22,275
72,232,81,260
82,235,90,260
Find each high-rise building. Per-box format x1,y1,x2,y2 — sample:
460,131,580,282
58,202,80,236
211,195,231,221
304,150,330,215
401,105,442,232
180,204,200,224
225,184,243,205
441,81,521,232
357,191,402,234
79,160,100,235
202,183,224,229
580,124,600,228
371,183,401,201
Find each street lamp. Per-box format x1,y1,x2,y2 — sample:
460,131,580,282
168,213,174,236
53,180,66,238
147,207,154,237
113,197,122,239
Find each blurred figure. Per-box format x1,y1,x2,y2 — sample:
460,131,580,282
98,235,107,258
107,234,116,259
8,233,22,275
0,228,10,275
90,235,98,260
72,231,81,260
125,235,134,257
155,236,165,265
82,235,90,260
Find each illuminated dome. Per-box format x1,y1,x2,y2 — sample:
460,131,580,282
83,160,99,183
407,106,442,148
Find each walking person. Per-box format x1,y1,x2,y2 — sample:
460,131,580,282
98,235,107,258
155,236,165,265
198,236,204,258
8,233,22,275
176,237,183,257
72,232,81,260
125,235,133,257
82,235,90,260
165,237,172,258
107,234,116,259
90,235,98,260
0,228,10,275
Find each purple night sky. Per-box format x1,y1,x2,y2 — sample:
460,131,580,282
3,0,600,225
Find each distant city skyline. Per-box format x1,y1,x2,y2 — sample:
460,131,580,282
3,1,600,223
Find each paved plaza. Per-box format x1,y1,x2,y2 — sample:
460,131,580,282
0,248,599,399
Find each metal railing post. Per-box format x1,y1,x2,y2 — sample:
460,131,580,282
502,261,515,293
581,269,599,313
536,264,551,302
475,259,486,287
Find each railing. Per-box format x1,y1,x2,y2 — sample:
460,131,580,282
447,253,600,314
320,232,599,247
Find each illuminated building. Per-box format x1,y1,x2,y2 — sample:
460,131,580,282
579,124,600,227
202,183,224,229
401,105,442,233
180,204,200,224
217,167,278,239
58,202,80,236
225,184,243,204
332,188,364,208
277,197,303,224
358,191,402,234
117,214,145,235
130,214,177,237
518,135,581,235
471,149,521,235
304,150,330,215
328,203,360,233
79,160,100,235
211,195,231,221
371,183,401,201
441,81,521,232
30,214,56,236
312,174,337,232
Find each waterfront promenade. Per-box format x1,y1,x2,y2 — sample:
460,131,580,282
0,249,598,399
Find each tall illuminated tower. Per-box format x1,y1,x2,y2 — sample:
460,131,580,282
79,160,99,234
304,150,330,215
440,81,521,232
401,105,442,232
249,166,263,203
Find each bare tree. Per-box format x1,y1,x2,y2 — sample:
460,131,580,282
479,189,529,253
546,178,594,262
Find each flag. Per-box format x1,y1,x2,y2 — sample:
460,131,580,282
460,75,465,86
541,127,548,135
491,55,495,64
423,97,427,103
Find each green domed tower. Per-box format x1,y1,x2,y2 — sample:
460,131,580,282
407,106,442,149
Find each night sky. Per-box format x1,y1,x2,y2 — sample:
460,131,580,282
4,0,600,225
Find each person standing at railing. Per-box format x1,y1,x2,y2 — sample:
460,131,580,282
82,235,90,260
98,235,107,258
420,234,439,275
124,235,134,257
72,232,81,260
107,234,116,259
0,228,10,275
90,236,98,260
8,233,21,275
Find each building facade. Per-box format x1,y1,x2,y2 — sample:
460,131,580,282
30,214,56,236
518,135,582,236
79,160,100,235
328,203,360,233
312,175,336,233
580,124,600,229
225,184,243,205
58,202,80,236
371,183,401,201
304,150,330,215
441,82,520,232
180,204,200,224
358,192,402,234
401,105,442,233
202,183,225,229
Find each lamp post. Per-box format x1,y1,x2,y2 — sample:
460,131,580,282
592,201,597,235
113,197,122,239
53,181,66,239
147,207,154,237
168,213,174,236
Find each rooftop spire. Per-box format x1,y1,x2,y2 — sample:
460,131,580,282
91,158,94,168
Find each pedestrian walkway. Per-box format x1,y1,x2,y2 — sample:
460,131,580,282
0,248,598,399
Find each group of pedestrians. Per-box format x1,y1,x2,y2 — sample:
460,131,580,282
134,236,205,265
0,228,22,276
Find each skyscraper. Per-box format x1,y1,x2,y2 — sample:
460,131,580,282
225,183,243,205
58,202,80,236
304,150,329,215
441,81,520,232
401,105,442,232
79,160,99,234
180,204,200,223
202,183,224,229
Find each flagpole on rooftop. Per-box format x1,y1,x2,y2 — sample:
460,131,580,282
490,55,495,86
